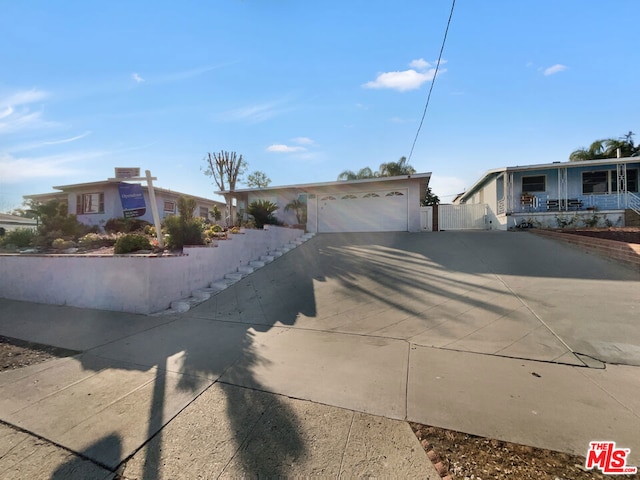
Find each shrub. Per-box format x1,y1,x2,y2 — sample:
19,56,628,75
163,215,205,250
52,238,76,249
247,200,279,229
78,233,117,248
105,217,151,233
0,228,36,248
113,234,152,254
582,214,600,228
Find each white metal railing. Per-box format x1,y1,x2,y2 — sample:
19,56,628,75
628,192,640,215
497,197,505,215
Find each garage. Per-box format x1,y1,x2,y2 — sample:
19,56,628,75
223,173,430,233
316,189,408,233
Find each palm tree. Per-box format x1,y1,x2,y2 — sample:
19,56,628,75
337,167,378,181
378,156,416,176
569,132,640,161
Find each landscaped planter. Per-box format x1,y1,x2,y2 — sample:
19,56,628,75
0,226,303,314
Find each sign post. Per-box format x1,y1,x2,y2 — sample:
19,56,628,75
145,170,164,248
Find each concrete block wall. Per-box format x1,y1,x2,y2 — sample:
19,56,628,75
530,229,640,271
0,226,303,314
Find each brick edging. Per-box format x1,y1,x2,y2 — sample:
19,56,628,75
529,229,640,271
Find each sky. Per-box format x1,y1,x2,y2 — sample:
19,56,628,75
1,0,639,211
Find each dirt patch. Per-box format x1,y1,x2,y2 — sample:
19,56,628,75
0,335,79,372
410,423,621,479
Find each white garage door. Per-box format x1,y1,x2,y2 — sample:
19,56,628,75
317,189,408,232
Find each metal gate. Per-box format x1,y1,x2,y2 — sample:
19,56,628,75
438,204,487,230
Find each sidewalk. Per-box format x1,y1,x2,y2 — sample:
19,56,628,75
0,299,438,479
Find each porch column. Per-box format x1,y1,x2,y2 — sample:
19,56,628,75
506,173,514,213
558,167,568,211
616,163,628,208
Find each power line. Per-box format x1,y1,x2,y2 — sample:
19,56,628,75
408,0,456,162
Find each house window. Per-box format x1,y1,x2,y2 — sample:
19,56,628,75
363,193,380,198
522,175,546,192
610,169,639,193
583,171,611,194
320,196,336,201
163,201,175,214
76,193,104,214
341,194,358,199
199,206,209,219
385,191,404,196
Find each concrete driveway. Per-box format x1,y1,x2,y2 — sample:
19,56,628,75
1,230,639,474
189,230,640,367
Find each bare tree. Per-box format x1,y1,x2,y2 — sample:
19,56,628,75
203,151,247,225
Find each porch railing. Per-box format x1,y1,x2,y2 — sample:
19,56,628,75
508,192,635,214
628,192,640,215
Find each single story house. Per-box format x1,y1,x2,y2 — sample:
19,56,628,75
24,178,226,231
455,157,640,230
218,173,432,233
0,213,38,233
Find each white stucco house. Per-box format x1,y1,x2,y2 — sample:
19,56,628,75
455,157,640,229
219,173,432,233
24,178,226,230
0,213,38,233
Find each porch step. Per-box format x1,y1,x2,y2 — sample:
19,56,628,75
271,250,284,257
625,209,640,227
260,255,275,263
249,260,266,268
238,265,255,275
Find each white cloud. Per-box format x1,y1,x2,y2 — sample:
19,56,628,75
292,136,314,145
0,89,48,108
266,144,306,153
0,89,52,134
132,73,145,83
543,64,568,76
410,58,431,70
363,59,446,92
222,99,295,124
0,150,104,183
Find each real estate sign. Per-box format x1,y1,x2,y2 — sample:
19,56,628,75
118,183,146,218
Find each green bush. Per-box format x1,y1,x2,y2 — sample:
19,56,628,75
78,233,117,248
105,217,151,233
0,228,36,248
52,238,76,249
163,215,204,250
247,200,279,229
113,234,152,254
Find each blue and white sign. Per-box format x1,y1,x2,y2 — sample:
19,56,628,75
118,183,146,218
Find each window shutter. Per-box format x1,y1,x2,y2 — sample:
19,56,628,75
76,195,82,214
99,192,104,213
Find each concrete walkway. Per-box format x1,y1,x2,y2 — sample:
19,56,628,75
1,231,639,477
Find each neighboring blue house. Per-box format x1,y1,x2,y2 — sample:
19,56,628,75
455,157,640,230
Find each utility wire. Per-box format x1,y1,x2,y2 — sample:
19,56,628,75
408,0,456,162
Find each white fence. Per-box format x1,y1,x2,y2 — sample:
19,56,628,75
420,204,488,231
439,204,487,230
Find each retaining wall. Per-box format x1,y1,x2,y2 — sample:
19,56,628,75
530,229,640,271
0,226,303,314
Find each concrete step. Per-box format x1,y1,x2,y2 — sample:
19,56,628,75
237,265,255,275
249,260,266,268
260,255,275,263
224,272,244,281
191,289,212,301
210,280,232,292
